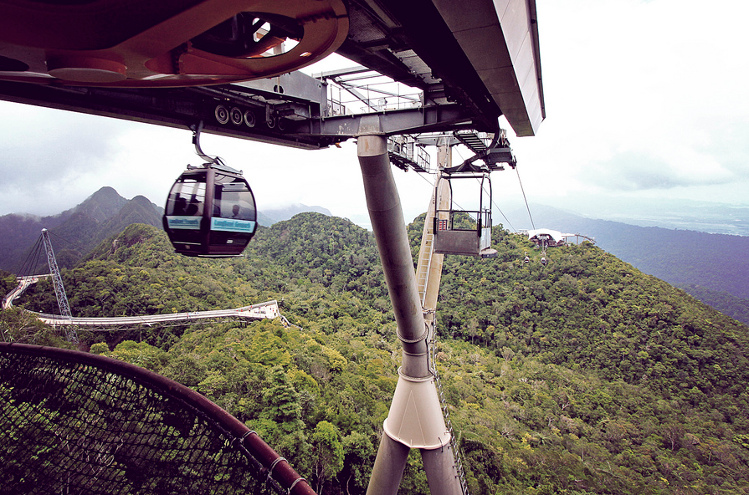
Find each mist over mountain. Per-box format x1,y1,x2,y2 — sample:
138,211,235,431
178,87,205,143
0,186,162,272
524,197,749,236
258,203,332,226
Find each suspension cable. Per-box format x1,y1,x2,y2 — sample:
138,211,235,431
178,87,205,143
414,167,436,189
17,235,46,277
47,229,87,252
515,166,536,231
492,202,516,232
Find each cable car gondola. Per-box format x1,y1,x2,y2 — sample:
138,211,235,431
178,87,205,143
163,124,257,257
433,170,497,258
430,128,518,258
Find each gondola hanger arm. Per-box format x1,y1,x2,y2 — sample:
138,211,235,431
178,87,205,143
190,122,242,174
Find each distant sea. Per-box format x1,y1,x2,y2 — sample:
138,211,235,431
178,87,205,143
533,199,749,237
600,214,749,237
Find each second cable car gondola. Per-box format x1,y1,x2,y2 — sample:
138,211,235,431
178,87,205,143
433,171,497,258
163,124,257,257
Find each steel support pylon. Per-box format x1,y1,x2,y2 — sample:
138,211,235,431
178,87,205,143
41,228,78,343
357,116,463,495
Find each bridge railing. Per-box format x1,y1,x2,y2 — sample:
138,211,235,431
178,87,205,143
25,300,281,328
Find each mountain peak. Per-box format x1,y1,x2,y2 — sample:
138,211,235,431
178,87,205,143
90,186,120,199
71,187,128,222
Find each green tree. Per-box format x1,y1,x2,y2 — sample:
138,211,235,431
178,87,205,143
311,420,344,494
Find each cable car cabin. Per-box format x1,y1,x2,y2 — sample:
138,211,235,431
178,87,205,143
163,166,257,257
433,172,497,258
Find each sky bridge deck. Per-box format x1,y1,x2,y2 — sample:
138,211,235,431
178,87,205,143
2,275,51,311
29,300,280,328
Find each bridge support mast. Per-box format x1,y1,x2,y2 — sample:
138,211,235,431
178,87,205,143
41,229,78,343
357,116,463,495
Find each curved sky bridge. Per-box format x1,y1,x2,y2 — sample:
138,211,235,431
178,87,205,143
30,300,281,328
2,275,51,311
4,243,281,330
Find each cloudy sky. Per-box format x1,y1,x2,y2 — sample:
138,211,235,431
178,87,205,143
0,0,747,231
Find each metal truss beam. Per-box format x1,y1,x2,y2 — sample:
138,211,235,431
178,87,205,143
288,104,483,138
0,78,487,149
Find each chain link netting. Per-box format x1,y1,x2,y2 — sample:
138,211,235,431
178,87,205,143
0,343,307,495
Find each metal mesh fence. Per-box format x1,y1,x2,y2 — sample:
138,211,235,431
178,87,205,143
0,343,313,495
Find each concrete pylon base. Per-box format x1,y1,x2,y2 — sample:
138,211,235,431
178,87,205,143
383,370,451,450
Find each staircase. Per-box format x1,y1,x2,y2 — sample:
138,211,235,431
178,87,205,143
453,130,489,155
417,207,470,494
416,232,434,305
428,319,469,494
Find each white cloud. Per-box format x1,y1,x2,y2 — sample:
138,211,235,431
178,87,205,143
1,0,748,228
505,0,749,210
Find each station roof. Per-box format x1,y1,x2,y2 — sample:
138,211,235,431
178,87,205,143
525,229,577,244
0,0,545,144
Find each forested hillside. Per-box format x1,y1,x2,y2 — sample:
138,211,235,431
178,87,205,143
523,204,749,324
4,214,749,494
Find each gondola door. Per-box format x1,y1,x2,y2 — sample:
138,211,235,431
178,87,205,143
164,168,209,256
206,170,257,256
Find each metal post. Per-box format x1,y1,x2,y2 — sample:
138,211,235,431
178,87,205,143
41,229,71,318
40,228,78,343
357,117,429,378
357,117,462,495
367,433,410,495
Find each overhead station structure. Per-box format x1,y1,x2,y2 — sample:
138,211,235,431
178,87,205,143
0,1,544,494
